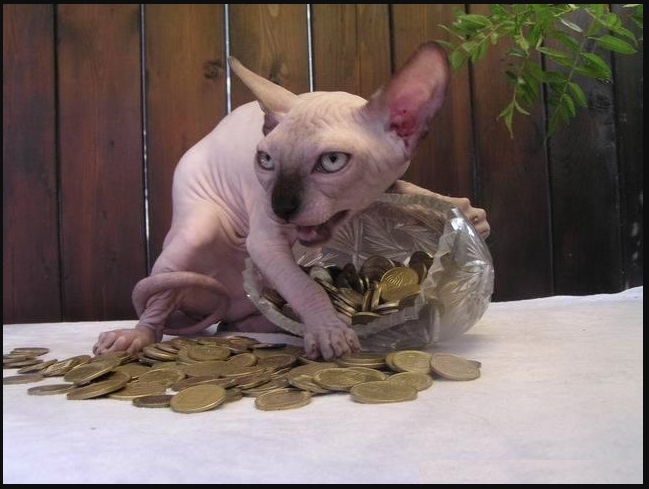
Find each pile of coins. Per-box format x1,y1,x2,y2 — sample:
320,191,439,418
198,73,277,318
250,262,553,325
262,251,435,326
3,339,480,412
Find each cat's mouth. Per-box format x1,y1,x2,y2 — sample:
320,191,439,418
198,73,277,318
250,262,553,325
296,210,349,247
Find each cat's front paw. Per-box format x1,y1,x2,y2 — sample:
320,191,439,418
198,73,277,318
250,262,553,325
303,315,361,360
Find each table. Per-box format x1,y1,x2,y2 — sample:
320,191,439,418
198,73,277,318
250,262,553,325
3,287,643,483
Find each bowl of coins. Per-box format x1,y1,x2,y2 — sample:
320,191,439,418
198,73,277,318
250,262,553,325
243,193,494,351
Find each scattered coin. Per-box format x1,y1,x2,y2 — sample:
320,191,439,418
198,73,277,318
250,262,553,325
430,353,481,381
350,381,418,404
28,383,75,395
388,372,434,391
255,388,312,411
170,384,226,413
3,374,44,385
132,394,173,408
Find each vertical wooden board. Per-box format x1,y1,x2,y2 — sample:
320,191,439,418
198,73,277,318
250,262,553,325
58,4,146,320
311,4,390,98
547,10,623,295
612,4,643,288
392,4,475,200
3,4,61,323
469,4,552,300
145,4,227,264
311,4,358,93
229,4,309,109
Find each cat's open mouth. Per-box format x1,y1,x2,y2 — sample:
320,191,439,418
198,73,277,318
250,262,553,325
296,210,349,247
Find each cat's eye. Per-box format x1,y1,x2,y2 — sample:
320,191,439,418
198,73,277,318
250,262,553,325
316,152,350,173
257,151,274,171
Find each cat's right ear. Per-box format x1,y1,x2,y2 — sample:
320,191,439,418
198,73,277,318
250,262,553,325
228,57,297,134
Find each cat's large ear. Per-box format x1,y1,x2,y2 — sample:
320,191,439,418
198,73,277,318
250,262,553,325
228,57,297,133
363,42,450,158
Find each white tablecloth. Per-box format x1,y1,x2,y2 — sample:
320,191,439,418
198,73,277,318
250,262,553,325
3,287,643,484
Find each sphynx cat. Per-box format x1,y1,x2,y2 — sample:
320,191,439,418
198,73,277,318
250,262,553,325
93,42,490,360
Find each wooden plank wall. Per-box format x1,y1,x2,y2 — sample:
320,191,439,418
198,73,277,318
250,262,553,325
3,4,643,324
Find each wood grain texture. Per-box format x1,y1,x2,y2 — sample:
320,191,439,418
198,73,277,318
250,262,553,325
547,10,623,294
469,4,552,301
612,4,643,289
58,4,145,320
3,4,61,323
145,4,227,264
392,4,476,201
311,4,390,99
229,4,309,109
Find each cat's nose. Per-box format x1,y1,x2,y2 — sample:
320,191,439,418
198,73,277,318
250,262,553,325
271,178,302,222
272,192,301,221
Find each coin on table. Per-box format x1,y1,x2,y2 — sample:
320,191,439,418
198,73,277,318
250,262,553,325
313,368,372,391
3,358,42,368
286,362,339,382
388,372,434,391
350,381,417,404
17,359,58,374
187,345,230,362
43,355,91,377
138,368,185,386
142,345,177,361
255,388,312,411
170,384,226,413
288,374,331,394
28,383,75,395
109,381,168,400
66,371,130,400
241,378,289,397
11,347,50,356
3,374,44,385
64,359,120,385
132,394,173,408
390,350,433,374
172,375,236,392
430,353,481,381
114,363,151,379
336,352,386,369
347,367,388,381
256,354,297,370
224,387,243,403
227,353,257,367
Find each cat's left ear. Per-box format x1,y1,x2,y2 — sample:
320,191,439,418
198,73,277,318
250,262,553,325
363,42,450,158
228,57,297,134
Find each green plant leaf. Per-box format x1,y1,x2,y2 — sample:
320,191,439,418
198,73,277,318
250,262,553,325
580,52,612,79
459,13,492,27
567,82,587,108
560,18,583,32
536,46,571,61
592,35,637,54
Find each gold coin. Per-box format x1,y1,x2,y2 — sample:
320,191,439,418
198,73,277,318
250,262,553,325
138,368,185,386
114,363,151,379
187,345,230,362
17,359,58,374
380,267,419,302
3,374,44,384
142,345,177,361
109,381,168,400
224,387,243,403
430,353,481,381
360,255,395,282
312,368,372,391
350,381,417,404
66,371,130,399
64,359,120,385
390,350,433,374
381,283,421,303
27,383,75,395
288,374,331,394
409,261,428,284
256,354,297,370
170,384,226,413
235,372,272,390
336,352,386,368
172,376,236,392
42,355,91,377
255,388,312,411
409,250,434,268
182,361,232,377
12,347,50,356
347,367,388,381
227,353,257,367
286,363,339,382
3,358,42,368
90,351,133,365
388,372,434,391
241,378,289,397
132,394,173,408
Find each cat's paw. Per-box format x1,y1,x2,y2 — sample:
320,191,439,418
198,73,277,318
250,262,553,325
303,315,361,360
